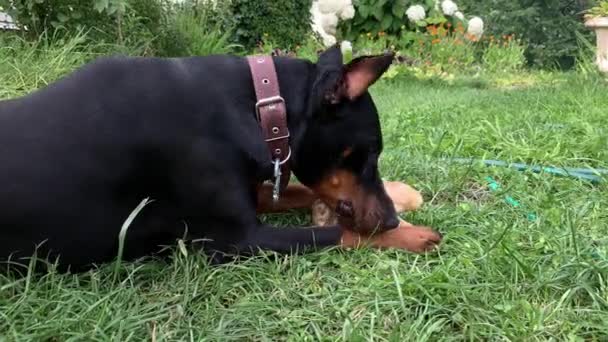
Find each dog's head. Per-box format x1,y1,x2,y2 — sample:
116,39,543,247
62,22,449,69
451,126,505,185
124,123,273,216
293,45,398,235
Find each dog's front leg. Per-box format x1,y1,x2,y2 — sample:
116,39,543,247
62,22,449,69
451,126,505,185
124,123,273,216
256,183,317,213
236,224,343,256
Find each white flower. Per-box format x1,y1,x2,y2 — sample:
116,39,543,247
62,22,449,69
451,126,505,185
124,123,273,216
317,0,351,15
467,16,484,38
441,0,458,16
453,11,464,20
323,35,337,47
320,13,339,35
310,0,354,47
406,5,426,22
340,40,352,55
339,5,355,20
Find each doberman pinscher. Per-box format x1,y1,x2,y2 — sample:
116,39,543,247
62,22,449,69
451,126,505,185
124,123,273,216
0,45,441,272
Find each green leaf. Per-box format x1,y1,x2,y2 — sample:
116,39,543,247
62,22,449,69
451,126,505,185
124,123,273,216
391,20,402,32
381,15,393,31
358,5,369,18
426,16,447,25
416,20,427,27
363,20,376,32
401,31,417,42
391,0,407,18
94,0,109,13
114,1,126,14
372,6,383,21
57,12,69,23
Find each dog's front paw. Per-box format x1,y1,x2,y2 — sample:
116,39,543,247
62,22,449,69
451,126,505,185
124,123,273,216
383,181,424,213
340,220,441,253
387,223,442,253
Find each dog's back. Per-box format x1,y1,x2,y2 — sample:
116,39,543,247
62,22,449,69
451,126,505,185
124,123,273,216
0,56,239,269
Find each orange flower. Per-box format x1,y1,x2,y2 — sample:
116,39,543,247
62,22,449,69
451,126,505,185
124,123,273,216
432,38,441,44
465,33,479,42
428,25,438,36
454,38,463,45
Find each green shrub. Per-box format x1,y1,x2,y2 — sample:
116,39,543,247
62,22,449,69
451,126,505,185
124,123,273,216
458,0,594,69
341,0,431,39
482,35,526,73
339,0,472,43
0,0,166,53
230,0,313,50
255,35,325,62
157,3,241,57
0,0,116,38
585,1,608,18
0,32,99,98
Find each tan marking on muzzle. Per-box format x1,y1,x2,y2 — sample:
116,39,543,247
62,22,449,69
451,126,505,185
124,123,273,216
310,169,388,233
310,169,361,212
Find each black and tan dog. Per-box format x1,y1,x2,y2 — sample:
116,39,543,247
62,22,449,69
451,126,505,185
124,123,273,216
0,45,441,272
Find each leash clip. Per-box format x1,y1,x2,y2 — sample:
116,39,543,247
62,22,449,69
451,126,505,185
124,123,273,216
272,158,281,203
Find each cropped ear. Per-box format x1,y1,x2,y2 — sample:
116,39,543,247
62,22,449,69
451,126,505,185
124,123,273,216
317,44,343,69
339,53,394,101
314,46,394,105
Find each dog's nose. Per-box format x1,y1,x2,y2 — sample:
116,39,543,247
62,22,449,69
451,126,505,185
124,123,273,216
383,216,400,230
336,200,354,218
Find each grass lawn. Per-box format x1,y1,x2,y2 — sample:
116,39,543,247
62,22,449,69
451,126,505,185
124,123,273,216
1,44,607,340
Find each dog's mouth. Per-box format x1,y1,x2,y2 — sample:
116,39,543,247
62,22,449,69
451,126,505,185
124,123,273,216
334,199,399,234
335,199,357,229
336,200,354,218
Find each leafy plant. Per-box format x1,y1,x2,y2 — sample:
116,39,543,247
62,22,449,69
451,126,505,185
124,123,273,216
0,0,166,53
412,24,478,72
457,0,594,69
0,0,124,38
482,35,526,73
230,0,313,50
339,0,464,42
585,1,608,18
157,2,241,57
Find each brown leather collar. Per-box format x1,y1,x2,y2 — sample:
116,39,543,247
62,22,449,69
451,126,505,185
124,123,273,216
247,55,291,202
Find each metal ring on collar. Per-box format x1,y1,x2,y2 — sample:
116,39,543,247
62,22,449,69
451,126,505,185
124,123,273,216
276,147,291,165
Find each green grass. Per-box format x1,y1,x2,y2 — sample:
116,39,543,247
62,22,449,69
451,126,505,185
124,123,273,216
1,38,608,341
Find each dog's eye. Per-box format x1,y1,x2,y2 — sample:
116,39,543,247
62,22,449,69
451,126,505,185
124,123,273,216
339,147,366,170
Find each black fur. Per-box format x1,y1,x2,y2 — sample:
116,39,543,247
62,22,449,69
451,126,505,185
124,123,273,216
0,46,397,272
